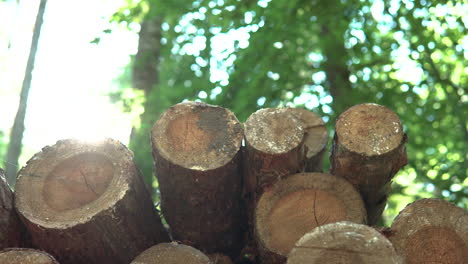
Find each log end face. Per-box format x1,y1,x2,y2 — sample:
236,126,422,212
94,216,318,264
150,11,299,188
131,243,211,264
288,222,400,264
405,226,467,264
336,103,403,156
14,139,137,227
0,248,58,264
256,173,366,258
43,153,114,212
289,108,328,157
265,189,347,255
152,102,243,170
245,108,303,154
390,199,468,264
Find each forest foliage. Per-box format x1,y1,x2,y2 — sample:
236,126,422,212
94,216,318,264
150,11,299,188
36,0,468,224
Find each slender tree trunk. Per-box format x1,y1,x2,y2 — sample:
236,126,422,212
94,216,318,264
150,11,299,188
128,6,163,187
318,0,354,115
5,0,47,187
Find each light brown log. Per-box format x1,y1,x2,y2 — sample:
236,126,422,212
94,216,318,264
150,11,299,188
287,221,401,264
288,108,328,172
243,108,307,196
255,173,366,263
389,198,468,264
243,108,327,262
131,242,210,264
0,248,59,264
0,169,24,249
330,103,407,225
151,102,245,257
14,139,169,264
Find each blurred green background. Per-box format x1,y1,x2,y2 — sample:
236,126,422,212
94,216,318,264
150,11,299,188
0,0,466,226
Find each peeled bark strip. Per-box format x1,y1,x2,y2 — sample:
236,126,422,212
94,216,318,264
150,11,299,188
288,108,328,172
131,242,210,264
330,103,407,225
389,199,468,264
151,102,244,257
243,108,307,196
255,173,366,263
0,248,59,264
14,139,169,264
0,169,23,249
288,221,401,264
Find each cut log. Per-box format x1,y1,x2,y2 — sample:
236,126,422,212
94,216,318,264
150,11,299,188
0,248,59,264
14,139,169,264
255,173,366,263
0,169,24,249
151,102,245,257
389,198,468,264
288,108,328,172
330,103,407,225
131,242,210,264
243,108,307,195
287,221,401,264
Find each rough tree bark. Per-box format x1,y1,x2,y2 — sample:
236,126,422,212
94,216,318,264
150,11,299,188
131,243,211,264
243,108,307,197
5,0,47,187
0,169,24,249
14,139,169,264
330,103,407,225
255,173,366,264
0,248,59,264
151,102,245,258
242,108,326,262
388,199,468,264
288,221,401,264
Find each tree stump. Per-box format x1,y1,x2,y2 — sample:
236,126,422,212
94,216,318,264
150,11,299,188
388,199,468,264
255,173,366,263
288,221,401,264
0,169,24,249
0,248,59,264
14,139,169,264
288,108,328,172
330,103,407,225
131,242,211,264
243,108,307,196
151,102,245,257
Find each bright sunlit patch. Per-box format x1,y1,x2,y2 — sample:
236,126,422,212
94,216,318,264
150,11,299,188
0,0,137,166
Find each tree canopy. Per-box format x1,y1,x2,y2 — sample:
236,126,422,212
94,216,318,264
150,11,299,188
109,0,467,224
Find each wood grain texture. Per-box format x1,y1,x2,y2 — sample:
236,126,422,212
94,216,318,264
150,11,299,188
288,221,401,264
389,199,468,264
255,173,366,263
15,139,169,264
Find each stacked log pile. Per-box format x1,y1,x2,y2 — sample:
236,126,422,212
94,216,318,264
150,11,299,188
0,102,466,264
